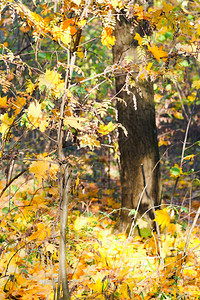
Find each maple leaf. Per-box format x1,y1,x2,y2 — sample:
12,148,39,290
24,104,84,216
29,154,58,183
101,27,115,49
29,157,49,183
26,101,49,132
27,101,42,124
147,44,168,62
38,69,64,98
154,208,170,230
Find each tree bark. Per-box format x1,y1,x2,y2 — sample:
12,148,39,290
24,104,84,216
113,13,161,232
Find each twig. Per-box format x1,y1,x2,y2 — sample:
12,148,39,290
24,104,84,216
171,88,200,205
141,164,163,265
0,168,28,199
183,206,200,256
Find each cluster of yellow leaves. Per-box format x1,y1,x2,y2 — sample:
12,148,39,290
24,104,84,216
38,69,65,98
15,2,87,49
29,154,59,183
26,101,49,132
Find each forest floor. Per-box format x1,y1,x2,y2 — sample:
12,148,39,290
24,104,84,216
0,153,200,299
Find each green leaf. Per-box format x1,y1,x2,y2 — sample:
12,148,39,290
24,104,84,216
180,207,188,213
139,227,152,238
128,209,136,216
170,166,181,177
181,60,189,67
2,207,9,214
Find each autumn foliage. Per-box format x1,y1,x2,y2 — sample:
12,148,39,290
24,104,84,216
0,0,200,299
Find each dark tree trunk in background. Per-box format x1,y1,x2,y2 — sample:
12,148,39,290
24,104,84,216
113,12,161,231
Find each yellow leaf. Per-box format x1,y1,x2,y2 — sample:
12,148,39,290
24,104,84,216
154,208,170,230
26,79,36,94
77,46,85,58
29,154,57,183
77,19,87,28
91,278,102,293
184,154,195,160
134,33,143,45
161,235,175,258
60,29,71,45
98,122,115,135
148,44,168,62
79,134,100,150
27,101,49,132
192,79,200,89
162,1,175,13
39,117,49,132
174,111,184,119
167,223,182,236
12,96,26,116
29,223,49,241
101,27,115,48
64,116,86,130
0,113,13,138
38,69,64,98
158,139,168,147
0,96,8,108
29,158,49,183
27,101,42,124
118,283,130,299
45,242,57,254
75,175,79,191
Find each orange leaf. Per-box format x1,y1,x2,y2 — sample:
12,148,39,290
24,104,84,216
148,44,168,62
101,27,115,48
0,96,8,108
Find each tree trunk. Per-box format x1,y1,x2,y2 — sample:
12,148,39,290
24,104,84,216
113,13,161,232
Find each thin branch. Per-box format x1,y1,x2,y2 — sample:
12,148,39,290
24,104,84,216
0,168,28,199
183,206,200,256
171,88,200,205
